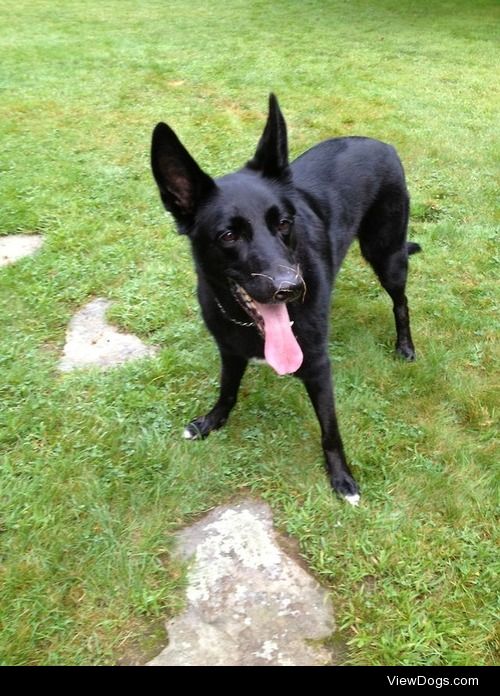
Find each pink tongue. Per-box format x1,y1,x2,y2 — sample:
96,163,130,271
254,302,303,375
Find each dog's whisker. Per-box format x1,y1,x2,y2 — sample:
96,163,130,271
277,264,299,275
251,272,274,282
295,263,307,302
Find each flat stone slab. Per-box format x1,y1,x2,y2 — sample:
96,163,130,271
58,298,157,371
0,234,43,267
148,499,335,666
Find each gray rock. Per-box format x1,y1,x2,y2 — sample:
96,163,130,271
148,499,335,666
0,234,43,267
58,298,157,371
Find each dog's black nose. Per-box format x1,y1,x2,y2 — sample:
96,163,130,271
274,285,299,302
249,266,304,303
272,272,303,302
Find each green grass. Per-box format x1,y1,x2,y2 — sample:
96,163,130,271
1,0,499,666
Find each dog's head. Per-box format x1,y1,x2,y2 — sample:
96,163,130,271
151,94,304,305
151,94,306,375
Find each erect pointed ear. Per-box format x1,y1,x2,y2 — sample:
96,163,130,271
151,122,216,231
246,93,289,179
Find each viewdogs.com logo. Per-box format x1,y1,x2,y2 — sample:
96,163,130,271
387,675,479,688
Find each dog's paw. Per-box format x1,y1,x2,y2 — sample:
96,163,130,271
182,420,206,440
331,472,361,505
344,493,361,506
183,413,226,440
396,343,416,361
183,427,198,440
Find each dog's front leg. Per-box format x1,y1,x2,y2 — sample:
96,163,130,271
301,360,360,504
183,352,248,440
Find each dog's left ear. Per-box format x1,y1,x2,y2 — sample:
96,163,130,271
151,122,216,231
246,93,289,179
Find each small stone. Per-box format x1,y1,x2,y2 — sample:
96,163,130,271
0,234,43,267
58,298,157,371
148,499,335,666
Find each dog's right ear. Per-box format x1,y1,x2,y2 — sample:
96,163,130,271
151,122,216,232
246,93,289,180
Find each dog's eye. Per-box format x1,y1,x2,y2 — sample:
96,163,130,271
277,219,291,235
218,229,239,245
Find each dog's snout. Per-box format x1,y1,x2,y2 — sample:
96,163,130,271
248,265,305,303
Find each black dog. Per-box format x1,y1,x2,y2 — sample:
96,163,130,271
151,94,420,504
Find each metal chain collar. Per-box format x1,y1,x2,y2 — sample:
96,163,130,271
214,296,255,328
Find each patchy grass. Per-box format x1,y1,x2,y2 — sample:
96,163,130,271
0,0,498,666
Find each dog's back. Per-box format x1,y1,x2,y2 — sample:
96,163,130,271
291,136,409,273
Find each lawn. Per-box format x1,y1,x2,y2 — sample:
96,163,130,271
0,0,498,666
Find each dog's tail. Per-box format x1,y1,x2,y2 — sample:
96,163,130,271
407,241,422,256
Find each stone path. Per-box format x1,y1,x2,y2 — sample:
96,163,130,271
58,297,157,371
0,234,43,267
148,499,335,666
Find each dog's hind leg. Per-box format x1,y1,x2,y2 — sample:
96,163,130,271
358,193,419,361
366,246,417,361
300,360,360,504
183,353,247,440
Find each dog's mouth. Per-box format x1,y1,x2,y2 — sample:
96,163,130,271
230,281,304,375
230,282,266,335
